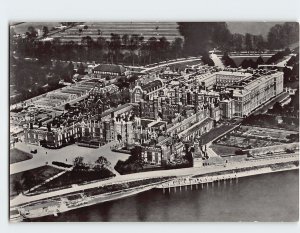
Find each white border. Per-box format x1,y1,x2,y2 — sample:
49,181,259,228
1,0,299,232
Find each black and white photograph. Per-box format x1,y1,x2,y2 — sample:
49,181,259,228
8,20,299,222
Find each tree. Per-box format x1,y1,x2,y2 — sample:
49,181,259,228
171,37,183,58
211,22,231,51
81,36,94,47
109,33,121,63
96,37,107,51
230,33,243,52
13,180,23,194
26,26,38,40
129,34,139,65
95,156,111,169
268,23,299,50
222,52,237,68
147,37,158,63
178,22,231,55
256,56,264,66
252,35,265,52
42,26,49,37
201,52,214,66
65,103,71,110
158,37,170,60
77,63,85,75
283,66,293,83
129,146,144,167
73,156,84,168
245,33,253,52
122,34,129,47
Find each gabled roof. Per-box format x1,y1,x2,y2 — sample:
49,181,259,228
142,79,163,93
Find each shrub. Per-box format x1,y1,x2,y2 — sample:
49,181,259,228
235,149,246,155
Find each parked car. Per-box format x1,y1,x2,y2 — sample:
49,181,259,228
30,149,37,154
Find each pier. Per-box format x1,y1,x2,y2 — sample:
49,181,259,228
157,173,238,192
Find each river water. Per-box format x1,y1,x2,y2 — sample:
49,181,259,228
29,170,299,222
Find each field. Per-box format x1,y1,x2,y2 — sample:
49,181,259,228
10,148,33,164
50,22,183,44
11,22,61,34
10,165,63,197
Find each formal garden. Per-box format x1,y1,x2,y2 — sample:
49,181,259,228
211,125,299,156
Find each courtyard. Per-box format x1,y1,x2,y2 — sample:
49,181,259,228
10,141,131,175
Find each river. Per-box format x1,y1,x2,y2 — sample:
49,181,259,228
27,170,299,222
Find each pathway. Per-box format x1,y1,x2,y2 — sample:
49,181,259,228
10,141,130,175
10,152,298,207
210,54,224,68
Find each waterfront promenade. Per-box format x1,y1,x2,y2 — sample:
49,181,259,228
11,152,298,207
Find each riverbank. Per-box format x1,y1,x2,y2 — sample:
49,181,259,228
10,153,299,221
156,162,298,189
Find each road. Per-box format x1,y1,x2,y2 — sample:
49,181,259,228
10,152,298,207
10,141,130,175
141,57,202,73
276,55,294,67
210,54,225,68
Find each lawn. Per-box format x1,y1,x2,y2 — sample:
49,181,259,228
197,124,236,144
10,148,33,164
10,165,63,197
210,144,240,156
33,168,115,193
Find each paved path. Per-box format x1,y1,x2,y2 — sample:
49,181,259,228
10,152,298,207
276,55,293,67
10,141,130,175
210,54,224,68
141,57,202,73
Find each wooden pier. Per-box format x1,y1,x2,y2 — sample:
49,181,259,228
156,173,238,192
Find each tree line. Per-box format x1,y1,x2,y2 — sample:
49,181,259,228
178,22,299,55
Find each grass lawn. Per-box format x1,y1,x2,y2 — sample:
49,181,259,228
10,165,63,197
197,124,236,144
210,144,239,156
10,148,33,164
33,168,115,193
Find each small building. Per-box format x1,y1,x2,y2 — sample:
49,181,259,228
93,64,127,78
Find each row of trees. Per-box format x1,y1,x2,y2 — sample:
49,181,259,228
11,27,184,66
178,22,299,55
12,155,113,195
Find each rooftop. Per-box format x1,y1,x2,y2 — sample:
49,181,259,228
93,64,126,74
